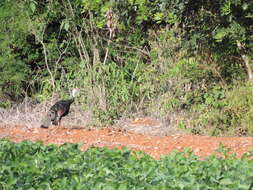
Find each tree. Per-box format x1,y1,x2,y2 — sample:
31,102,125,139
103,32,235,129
0,0,31,99
180,0,253,81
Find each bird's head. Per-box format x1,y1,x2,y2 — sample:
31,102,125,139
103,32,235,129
71,88,80,98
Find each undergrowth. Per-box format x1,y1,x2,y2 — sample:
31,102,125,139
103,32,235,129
1,0,253,136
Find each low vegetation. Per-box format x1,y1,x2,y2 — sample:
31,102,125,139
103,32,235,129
0,139,252,189
0,0,253,135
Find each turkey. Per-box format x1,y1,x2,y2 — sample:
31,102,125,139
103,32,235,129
40,88,79,128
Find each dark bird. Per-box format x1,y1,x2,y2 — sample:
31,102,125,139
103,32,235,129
40,88,79,128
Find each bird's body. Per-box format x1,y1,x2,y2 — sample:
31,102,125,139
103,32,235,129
40,89,78,128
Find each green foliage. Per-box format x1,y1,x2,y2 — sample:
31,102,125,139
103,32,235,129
81,0,112,28
224,82,253,135
189,82,253,136
0,0,253,134
0,0,31,98
0,139,253,189
146,24,248,135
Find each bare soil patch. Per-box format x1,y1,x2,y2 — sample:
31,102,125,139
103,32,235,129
1,118,253,160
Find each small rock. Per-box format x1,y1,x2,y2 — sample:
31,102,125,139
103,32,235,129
65,131,72,135
173,136,180,140
33,129,39,134
194,148,201,153
176,146,182,150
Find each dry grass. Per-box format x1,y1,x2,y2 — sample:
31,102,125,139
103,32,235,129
0,97,186,136
0,97,92,129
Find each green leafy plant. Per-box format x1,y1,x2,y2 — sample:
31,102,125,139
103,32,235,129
0,0,253,134
0,139,253,189
224,82,253,135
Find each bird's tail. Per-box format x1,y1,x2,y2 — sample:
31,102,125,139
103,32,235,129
52,118,59,125
40,115,51,128
40,125,49,128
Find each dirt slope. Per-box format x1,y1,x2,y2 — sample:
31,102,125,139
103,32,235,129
1,120,253,160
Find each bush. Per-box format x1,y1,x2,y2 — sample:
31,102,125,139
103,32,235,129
0,0,253,135
0,1,31,99
225,82,253,135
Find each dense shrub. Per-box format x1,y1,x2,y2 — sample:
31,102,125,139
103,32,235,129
0,0,253,134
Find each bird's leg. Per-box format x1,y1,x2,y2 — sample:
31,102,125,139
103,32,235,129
50,116,61,135
51,116,63,135
50,126,59,136
52,123,59,134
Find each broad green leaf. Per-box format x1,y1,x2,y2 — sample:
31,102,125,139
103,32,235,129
118,183,128,190
220,178,233,185
213,29,228,42
64,21,70,31
30,2,36,13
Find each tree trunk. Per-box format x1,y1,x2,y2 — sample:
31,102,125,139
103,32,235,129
242,54,253,81
237,41,253,81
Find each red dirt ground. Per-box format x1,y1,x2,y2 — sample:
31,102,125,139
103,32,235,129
1,119,253,160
